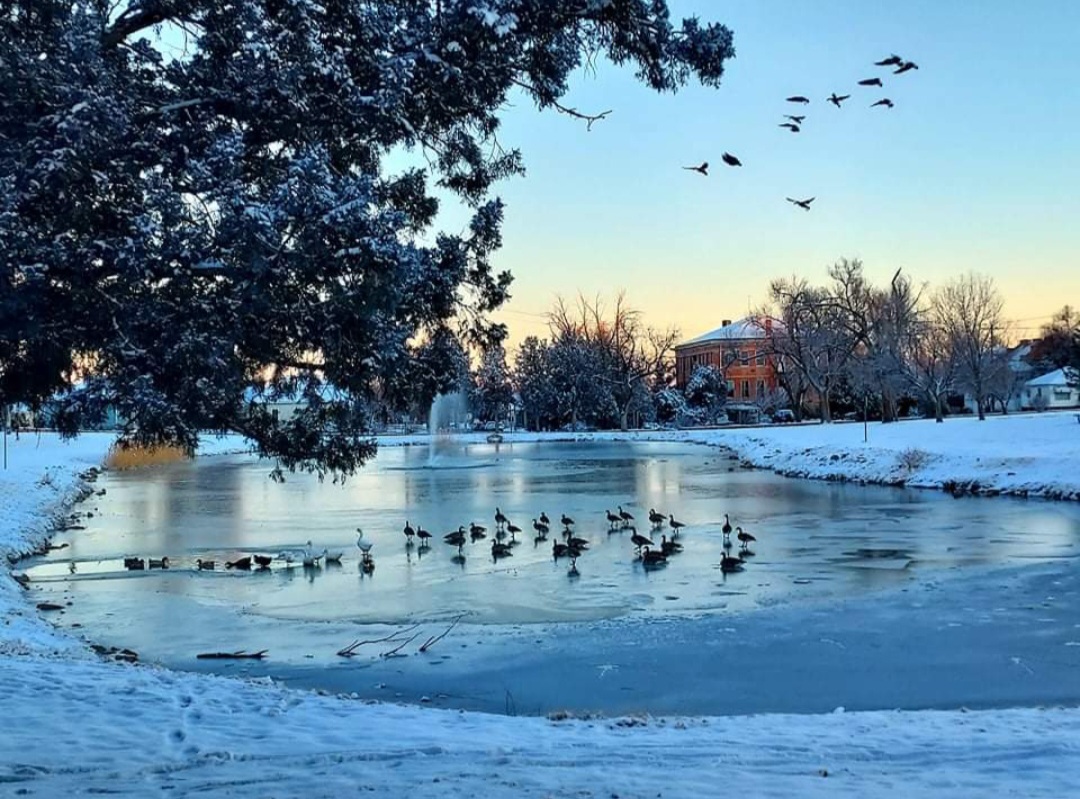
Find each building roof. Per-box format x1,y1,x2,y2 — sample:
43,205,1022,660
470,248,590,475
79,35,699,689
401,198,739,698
1025,368,1076,388
677,316,777,348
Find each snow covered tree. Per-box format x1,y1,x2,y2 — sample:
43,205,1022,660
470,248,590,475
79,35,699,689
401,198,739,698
684,364,726,425
471,345,513,426
548,293,678,430
0,1,735,474
512,336,556,431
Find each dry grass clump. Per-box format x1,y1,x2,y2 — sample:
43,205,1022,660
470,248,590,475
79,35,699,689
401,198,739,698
105,443,189,470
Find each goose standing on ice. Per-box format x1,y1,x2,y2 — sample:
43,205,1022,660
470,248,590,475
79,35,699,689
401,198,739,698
302,540,322,567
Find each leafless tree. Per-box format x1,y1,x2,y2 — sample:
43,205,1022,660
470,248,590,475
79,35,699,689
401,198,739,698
828,260,921,422
901,317,956,422
932,273,1006,421
767,276,857,422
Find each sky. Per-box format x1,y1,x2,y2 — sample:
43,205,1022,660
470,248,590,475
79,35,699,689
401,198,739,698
438,0,1080,350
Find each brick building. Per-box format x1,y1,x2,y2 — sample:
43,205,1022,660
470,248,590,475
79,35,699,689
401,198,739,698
674,317,783,421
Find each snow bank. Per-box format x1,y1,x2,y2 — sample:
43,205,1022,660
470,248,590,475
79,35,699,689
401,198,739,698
3,423,1080,797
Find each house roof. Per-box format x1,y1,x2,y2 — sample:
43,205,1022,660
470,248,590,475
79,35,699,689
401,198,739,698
677,316,779,348
1025,368,1076,388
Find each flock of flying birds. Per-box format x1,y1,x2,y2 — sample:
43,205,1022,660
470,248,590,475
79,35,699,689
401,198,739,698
682,53,919,210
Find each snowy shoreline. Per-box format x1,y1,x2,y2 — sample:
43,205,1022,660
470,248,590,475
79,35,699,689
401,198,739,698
3,421,1080,795
381,410,1080,501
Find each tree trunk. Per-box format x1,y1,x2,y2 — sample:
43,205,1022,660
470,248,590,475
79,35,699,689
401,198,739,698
820,384,833,422
933,393,945,422
977,396,986,421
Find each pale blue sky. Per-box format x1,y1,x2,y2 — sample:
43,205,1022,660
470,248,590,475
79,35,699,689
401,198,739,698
463,0,1080,347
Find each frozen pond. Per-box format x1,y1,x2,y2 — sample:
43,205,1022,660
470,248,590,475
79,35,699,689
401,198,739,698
26,439,1080,715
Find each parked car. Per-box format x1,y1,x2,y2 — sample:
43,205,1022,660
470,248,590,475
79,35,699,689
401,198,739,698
772,409,796,423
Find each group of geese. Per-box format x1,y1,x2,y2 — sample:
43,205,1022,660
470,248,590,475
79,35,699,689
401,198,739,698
401,507,759,577
123,541,349,574
122,512,759,579
684,51,920,211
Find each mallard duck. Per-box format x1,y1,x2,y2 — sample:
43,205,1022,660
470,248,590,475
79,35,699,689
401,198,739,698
196,559,215,571
148,557,169,569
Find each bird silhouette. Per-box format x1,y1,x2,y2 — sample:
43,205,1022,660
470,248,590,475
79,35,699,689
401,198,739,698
894,60,918,74
778,122,800,133
858,77,883,87
827,93,850,108
871,98,894,109
874,54,903,67
786,197,815,211
721,152,742,167
783,114,805,124
786,96,810,104
683,162,708,176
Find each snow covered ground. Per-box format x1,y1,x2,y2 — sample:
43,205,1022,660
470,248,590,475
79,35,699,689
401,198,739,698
394,410,1080,500
3,419,1080,797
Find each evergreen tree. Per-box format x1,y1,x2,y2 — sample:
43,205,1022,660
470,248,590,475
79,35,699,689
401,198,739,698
471,345,513,426
0,1,735,474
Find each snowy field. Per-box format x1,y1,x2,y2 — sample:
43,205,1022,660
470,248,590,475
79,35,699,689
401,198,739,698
3,417,1080,796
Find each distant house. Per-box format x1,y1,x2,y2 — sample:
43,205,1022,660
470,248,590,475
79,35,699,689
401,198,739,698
1023,368,1079,410
674,316,784,424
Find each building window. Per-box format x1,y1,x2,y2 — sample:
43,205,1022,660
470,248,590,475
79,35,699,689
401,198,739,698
726,380,735,397
741,380,750,398
756,380,765,397
756,352,766,366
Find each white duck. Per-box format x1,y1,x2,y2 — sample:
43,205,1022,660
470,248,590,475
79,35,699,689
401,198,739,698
322,548,344,564
355,528,374,556
302,540,322,567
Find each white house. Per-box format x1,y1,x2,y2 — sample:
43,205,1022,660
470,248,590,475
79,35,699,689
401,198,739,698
1023,368,1079,410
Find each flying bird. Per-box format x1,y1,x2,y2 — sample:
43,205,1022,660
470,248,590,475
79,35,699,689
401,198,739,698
786,95,810,104
894,60,918,74
721,152,742,167
778,122,800,132
784,115,805,124
858,77,883,87
871,98,894,109
786,196,815,211
874,54,903,67
683,162,708,175
827,93,850,108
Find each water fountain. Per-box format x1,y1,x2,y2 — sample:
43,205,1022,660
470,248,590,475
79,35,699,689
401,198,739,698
427,391,470,467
